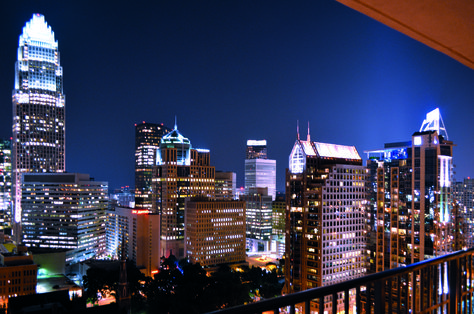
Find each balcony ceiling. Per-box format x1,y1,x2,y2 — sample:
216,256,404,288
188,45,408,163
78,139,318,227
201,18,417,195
336,0,474,70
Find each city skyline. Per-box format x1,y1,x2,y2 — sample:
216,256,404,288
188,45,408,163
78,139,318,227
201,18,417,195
1,1,473,192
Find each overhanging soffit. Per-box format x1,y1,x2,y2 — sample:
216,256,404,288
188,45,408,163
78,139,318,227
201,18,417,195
336,0,474,70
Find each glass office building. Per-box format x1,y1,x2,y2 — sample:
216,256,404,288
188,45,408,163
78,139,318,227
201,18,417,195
12,15,65,239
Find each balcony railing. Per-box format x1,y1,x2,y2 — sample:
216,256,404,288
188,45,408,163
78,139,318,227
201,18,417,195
207,248,474,314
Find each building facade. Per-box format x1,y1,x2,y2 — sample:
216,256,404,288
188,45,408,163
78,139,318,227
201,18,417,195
134,122,171,210
12,15,66,240
246,139,268,159
0,245,37,309
185,198,246,267
110,186,135,208
0,139,12,231
21,173,108,265
284,130,367,298
152,124,215,259
244,140,276,200
241,187,273,253
453,178,474,249
215,171,236,200
271,195,286,258
366,108,456,273
106,206,160,277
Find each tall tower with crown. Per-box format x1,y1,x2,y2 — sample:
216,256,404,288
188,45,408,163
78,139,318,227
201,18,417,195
12,14,65,241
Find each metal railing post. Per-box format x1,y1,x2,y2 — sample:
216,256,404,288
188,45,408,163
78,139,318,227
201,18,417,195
374,279,385,313
449,258,459,314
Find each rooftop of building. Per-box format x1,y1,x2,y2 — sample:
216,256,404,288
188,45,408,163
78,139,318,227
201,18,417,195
161,122,191,146
20,14,57,48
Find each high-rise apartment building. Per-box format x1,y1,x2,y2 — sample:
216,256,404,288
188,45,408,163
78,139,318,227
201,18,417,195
241,187,273,252
106,206,160,277
366,108,455,273
284,129,367,299
185,197,246,267
152,124,215,259
215,171,236,200
245,140,276,200
21,173,108,265
0,139,12,230
134,122,171,210
12,14,65,239
453,178,474,249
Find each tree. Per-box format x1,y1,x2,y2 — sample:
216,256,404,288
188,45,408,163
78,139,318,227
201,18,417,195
82,266,117,304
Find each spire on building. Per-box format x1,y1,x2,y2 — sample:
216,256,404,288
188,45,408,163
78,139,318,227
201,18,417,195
297,120,300,140
117,235,131,314
307,121,311,142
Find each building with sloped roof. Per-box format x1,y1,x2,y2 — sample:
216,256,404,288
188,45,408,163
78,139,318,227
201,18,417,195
283,126,367,313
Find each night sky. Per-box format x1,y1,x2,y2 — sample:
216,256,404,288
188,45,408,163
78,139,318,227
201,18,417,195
1,1,473,192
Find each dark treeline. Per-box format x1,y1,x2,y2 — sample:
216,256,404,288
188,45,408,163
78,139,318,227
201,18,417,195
83,256,284,313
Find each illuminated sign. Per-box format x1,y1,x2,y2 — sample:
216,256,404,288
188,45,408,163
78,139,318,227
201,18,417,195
132,209,149,215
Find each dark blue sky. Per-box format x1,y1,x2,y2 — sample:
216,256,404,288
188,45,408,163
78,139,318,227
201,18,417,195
1,1,473,191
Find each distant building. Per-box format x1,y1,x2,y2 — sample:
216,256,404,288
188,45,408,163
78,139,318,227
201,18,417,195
272,195,285,238
284,127,367,300
0,245,37,308
0,139,12,231
246,139,267,159
241,188,273,253
134,122,171,210
21,173,108,265
12,14,66,241
453,178,474,249
110,186,135,208
365,108,456,273
271,195,286,258
244,140,276,200
185,198,246,267
152,123,215,259
215,171,236,200
105,206,160,277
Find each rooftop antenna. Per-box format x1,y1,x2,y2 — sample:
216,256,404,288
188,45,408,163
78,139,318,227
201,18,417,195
307,121,311,142
297,120,300,140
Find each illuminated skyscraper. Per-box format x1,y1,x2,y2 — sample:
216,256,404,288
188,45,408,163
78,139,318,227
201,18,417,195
12,14,65,238
244,140,276,200
283,127,367,301
241,188,273,252
134,122,171,210
366,108,455,273
152,124,215,259
0,139,12,230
